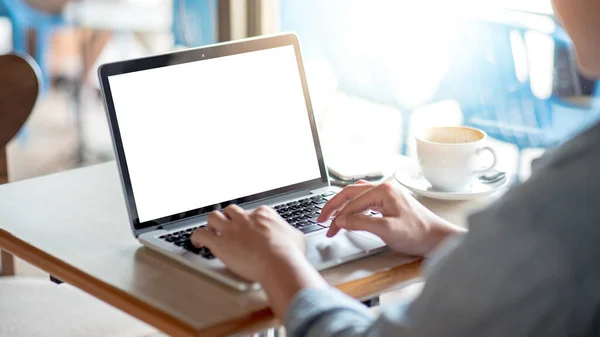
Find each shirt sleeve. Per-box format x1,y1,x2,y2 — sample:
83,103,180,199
285,189,573,337
284,287,375,337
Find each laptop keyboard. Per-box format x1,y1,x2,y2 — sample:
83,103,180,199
274,192,335,234
159,226,215,259
157,192,336,258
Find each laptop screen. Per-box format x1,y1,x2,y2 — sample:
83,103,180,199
107,45,322,223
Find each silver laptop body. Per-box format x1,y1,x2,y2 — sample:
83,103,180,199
99,33,387,291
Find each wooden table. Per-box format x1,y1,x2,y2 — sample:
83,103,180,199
0,162,496,336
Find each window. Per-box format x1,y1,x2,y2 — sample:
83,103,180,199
277,0,599,179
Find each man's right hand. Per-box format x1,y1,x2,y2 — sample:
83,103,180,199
317,180,465,256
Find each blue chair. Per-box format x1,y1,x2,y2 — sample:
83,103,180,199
434,16,600,177
0,0,64,92
172,0,216,47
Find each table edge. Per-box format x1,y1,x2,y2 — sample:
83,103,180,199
0,229,198,337
0,229,422,336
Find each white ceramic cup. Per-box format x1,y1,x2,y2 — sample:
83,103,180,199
416,126,497,192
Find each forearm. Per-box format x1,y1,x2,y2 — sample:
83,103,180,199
259,251,328,319
425,218,467,256
262,226,464,337
284,287,376,337
259,252,377,337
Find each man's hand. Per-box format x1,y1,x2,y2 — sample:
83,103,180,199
191,204,306,283
191,205,328,318
318,181,465,256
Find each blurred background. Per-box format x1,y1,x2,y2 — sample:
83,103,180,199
2,0,599,184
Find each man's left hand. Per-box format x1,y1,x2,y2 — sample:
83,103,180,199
191,204,307,284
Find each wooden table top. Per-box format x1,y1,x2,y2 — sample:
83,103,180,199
0,162,495,336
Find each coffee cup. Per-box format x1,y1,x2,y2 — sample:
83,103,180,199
415,126,496,192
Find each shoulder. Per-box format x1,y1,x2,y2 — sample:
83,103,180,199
464,121,600,284
409,126,600,336
480,122,600,239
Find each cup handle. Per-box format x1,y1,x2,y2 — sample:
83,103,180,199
474,146,497,174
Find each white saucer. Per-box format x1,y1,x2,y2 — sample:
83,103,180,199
394,165,510,201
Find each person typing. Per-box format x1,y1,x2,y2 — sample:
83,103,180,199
192,0,600,335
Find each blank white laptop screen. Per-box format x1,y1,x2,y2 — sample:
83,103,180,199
108,45,321,222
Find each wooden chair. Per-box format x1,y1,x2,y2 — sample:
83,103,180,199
0,53,41,276
0,56,162,335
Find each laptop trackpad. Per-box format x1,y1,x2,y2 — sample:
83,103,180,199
306,229,386,270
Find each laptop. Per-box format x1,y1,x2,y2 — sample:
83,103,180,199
98,33,387,291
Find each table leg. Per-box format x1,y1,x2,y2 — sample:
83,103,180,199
362,296,380,308
0,148,15,276
1,250,16,276
72,29,87,164
0,148,8,184
72,29,113,164
255,330,275,337
50,275,64,284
